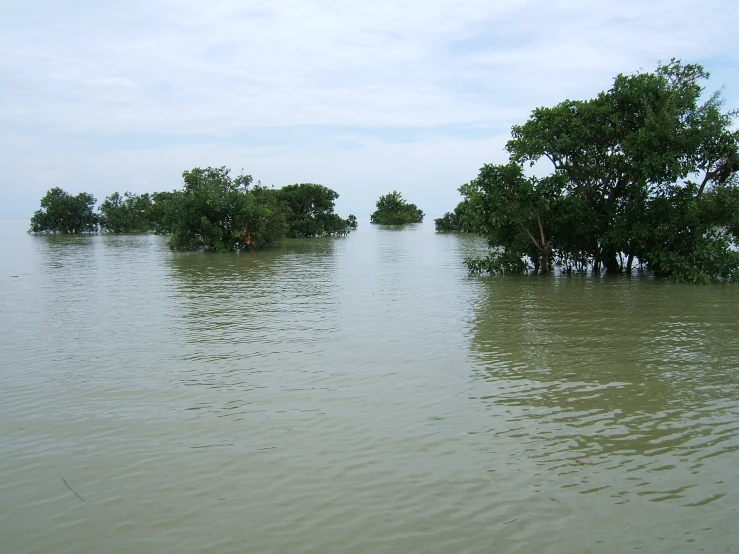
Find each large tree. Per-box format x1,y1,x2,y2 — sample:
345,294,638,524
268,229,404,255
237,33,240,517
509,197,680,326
461,60,739,281
165,167,287,252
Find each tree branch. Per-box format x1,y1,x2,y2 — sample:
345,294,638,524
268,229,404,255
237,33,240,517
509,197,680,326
519,222,542,251
697,164,714,198
537,211,547,250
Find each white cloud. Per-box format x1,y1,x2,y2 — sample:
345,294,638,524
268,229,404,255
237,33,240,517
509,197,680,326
1,0,738,216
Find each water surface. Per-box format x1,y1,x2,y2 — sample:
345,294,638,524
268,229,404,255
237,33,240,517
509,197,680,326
1,218,737,553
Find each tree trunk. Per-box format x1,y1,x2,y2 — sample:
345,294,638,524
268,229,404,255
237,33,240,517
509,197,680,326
625,253,634,274
540,247,550,274
603,250,620,274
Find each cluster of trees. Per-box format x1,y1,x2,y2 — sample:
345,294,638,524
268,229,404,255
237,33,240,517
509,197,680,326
437,60,739,283
29,167,357,252
370,191,424,224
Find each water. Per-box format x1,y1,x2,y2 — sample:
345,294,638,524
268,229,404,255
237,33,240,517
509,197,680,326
1,218,738,553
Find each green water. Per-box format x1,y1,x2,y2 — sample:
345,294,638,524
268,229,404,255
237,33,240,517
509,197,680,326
1,218,737,553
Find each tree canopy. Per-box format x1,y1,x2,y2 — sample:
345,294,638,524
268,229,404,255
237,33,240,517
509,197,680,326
455,60,739,282
370,191,424,225
164,167,287,252
98,192,153,233
29,187,98,234
276,183,357,237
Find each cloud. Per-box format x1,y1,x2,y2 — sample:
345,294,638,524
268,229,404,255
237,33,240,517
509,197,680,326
1,0,738,217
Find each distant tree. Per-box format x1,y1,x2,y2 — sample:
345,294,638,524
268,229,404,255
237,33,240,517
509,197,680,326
165,167,288,252
370,191,424,225
346,214,358,230
29,187,98,234
276,183,357,237
27,171,359,246
99,191,152,233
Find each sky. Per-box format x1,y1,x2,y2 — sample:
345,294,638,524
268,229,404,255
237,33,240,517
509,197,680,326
1,0,738,218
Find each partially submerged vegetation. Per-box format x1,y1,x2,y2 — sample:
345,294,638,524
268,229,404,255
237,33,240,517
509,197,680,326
30,188,99,234
433,182,481,233
28,61,739,282
277,183,358,238
438,60,739,283
370,191,424,224
29,167,357,252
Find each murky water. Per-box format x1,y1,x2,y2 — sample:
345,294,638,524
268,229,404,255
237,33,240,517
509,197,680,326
1,218,737,553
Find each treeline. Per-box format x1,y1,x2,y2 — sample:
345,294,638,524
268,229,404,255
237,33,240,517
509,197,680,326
435,60,739,283
30,169,427,252
29,167,358,252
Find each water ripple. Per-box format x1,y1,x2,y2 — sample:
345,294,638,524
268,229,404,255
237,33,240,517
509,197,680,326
0,220,737,553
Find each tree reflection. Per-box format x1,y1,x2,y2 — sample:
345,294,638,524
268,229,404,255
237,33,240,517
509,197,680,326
466,276,739,462
166,239,343,390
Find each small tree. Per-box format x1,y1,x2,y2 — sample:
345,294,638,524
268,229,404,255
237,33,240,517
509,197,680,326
29,187,98,234
276,183,357,237
435,182,484,233
370,191,424,224
99,192,152,233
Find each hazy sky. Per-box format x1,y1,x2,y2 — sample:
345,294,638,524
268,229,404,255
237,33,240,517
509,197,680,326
1,0,738,217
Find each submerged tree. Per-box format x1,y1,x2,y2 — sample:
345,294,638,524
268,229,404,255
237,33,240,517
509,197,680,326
148,191,177,234
29,187,98,234
276,183,356,237
459,60,739,281
166,167,287,252
99,192,154,233
370,191,424,224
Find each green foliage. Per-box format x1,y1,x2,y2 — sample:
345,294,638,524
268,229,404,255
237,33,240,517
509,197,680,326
28,169,356,251
370,191,424,225
99,192,153,233
646,231,739,283
166,167,287,252
148,191,177,234
459,59,739,281
435,182,483,233
465,250,531,275
276,183,356,237
29,187,98,234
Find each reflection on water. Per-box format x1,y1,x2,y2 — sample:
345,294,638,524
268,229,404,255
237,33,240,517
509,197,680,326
1,219,738,553
465,277,739,548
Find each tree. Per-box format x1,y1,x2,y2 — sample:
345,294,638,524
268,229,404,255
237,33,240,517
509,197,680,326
148,191,177,234
99,191,153,233
29,187,98,234
461,60,739,281
346,214,358,230
165,167,287,252
370,191,424,224
276,183,356,237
